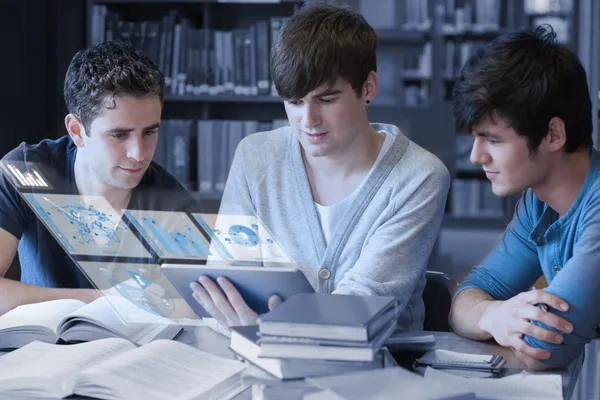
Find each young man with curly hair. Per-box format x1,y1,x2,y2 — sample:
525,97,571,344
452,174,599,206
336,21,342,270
0,40,198,314
449,26,598,397
190,3,450,333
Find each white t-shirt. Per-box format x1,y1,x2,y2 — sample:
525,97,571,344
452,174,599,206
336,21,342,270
315,132,393,245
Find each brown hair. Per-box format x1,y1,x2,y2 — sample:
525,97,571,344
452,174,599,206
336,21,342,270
271,2,378,100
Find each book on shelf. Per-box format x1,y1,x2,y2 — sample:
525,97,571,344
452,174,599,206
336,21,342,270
257,293,399,342
154,118,291,195
90,6,289,100
0,296,182,349
451,179,504,219
0,338,247,400
229,325,386,380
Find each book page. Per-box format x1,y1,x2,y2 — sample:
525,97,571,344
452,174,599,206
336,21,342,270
0,299,85,334
59,295,177,344
74,339,246,400
424,367,563,399
308,367,474,400
0,339,135,397
419,349,494,364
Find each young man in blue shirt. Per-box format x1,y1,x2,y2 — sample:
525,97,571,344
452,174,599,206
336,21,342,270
450,26,598,382
0,41,198,314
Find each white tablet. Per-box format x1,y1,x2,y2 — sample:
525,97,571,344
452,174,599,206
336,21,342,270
161,263,315,318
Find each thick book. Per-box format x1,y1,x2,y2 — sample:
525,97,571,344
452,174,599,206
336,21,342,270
257,320,397,362
230,325,384,380
0,338,247,400
0,297,182,349
257,293,399,341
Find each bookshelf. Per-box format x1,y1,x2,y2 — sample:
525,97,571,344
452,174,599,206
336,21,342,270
85,0,455,213
84,0,593,225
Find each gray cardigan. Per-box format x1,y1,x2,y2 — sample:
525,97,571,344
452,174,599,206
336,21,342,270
219,123,450,330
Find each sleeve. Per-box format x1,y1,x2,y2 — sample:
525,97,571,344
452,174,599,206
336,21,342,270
0,147,32,239
333,161,449,307
523,196,600,368
452,192,543,303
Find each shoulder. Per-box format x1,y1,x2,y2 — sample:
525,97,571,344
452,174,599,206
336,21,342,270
2,136,73,163
404,141,450,182
237,127,292,155
388,138,450,188
373,123,449,184
234,127,293,169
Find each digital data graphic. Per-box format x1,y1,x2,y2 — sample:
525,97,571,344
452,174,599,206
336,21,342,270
23,194,151,258
77,261,196,323
193,213,292,264
0,160,53,190
124,210,212,260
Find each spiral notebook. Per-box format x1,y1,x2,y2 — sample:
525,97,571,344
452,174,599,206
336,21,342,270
414,349,505,372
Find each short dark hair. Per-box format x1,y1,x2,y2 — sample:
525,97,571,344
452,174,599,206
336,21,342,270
451,25,593,153
64,40,164,134
271,2,377,100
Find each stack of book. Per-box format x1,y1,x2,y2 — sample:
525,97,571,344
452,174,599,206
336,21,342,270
229,293,399,380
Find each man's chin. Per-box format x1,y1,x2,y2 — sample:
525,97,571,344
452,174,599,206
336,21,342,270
491,184,521,197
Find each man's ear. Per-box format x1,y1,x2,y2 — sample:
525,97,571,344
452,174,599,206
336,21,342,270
545,117,567,152
363,71,378,103
65,114,86,147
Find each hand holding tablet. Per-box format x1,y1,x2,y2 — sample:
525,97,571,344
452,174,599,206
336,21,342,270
161,264,314,321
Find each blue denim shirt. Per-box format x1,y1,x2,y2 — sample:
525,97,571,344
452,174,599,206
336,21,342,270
455,149,600,370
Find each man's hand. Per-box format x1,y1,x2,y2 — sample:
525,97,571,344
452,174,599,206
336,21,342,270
512,349,551,371
190,276,282,329
479,290,573,360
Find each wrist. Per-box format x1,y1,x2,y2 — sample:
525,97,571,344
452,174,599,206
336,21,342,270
478,299,501,336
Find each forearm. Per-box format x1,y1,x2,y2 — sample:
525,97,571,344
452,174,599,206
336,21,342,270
450,288,499,341
0,277,100,315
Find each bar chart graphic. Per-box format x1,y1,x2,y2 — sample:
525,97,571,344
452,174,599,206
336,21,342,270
22,193,151,258
0,160,52,189
124,210,212,260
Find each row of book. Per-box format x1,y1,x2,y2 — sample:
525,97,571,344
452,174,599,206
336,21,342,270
441,0,502,33
229,293,399,380
443,40,487,79
360,0,502,33
154,119,288,196
451,179,504,218
90,5,288,98
360,0,431,30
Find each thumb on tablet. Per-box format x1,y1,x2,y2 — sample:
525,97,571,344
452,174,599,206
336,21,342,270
268,294,283,311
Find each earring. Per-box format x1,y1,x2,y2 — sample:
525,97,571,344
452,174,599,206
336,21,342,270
366,100,370,104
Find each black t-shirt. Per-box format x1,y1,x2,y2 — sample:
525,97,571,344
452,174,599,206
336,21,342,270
0,135,201,288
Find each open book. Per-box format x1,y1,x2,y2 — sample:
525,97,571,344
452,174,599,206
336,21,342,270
0,338,247,400
0,296,182,349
